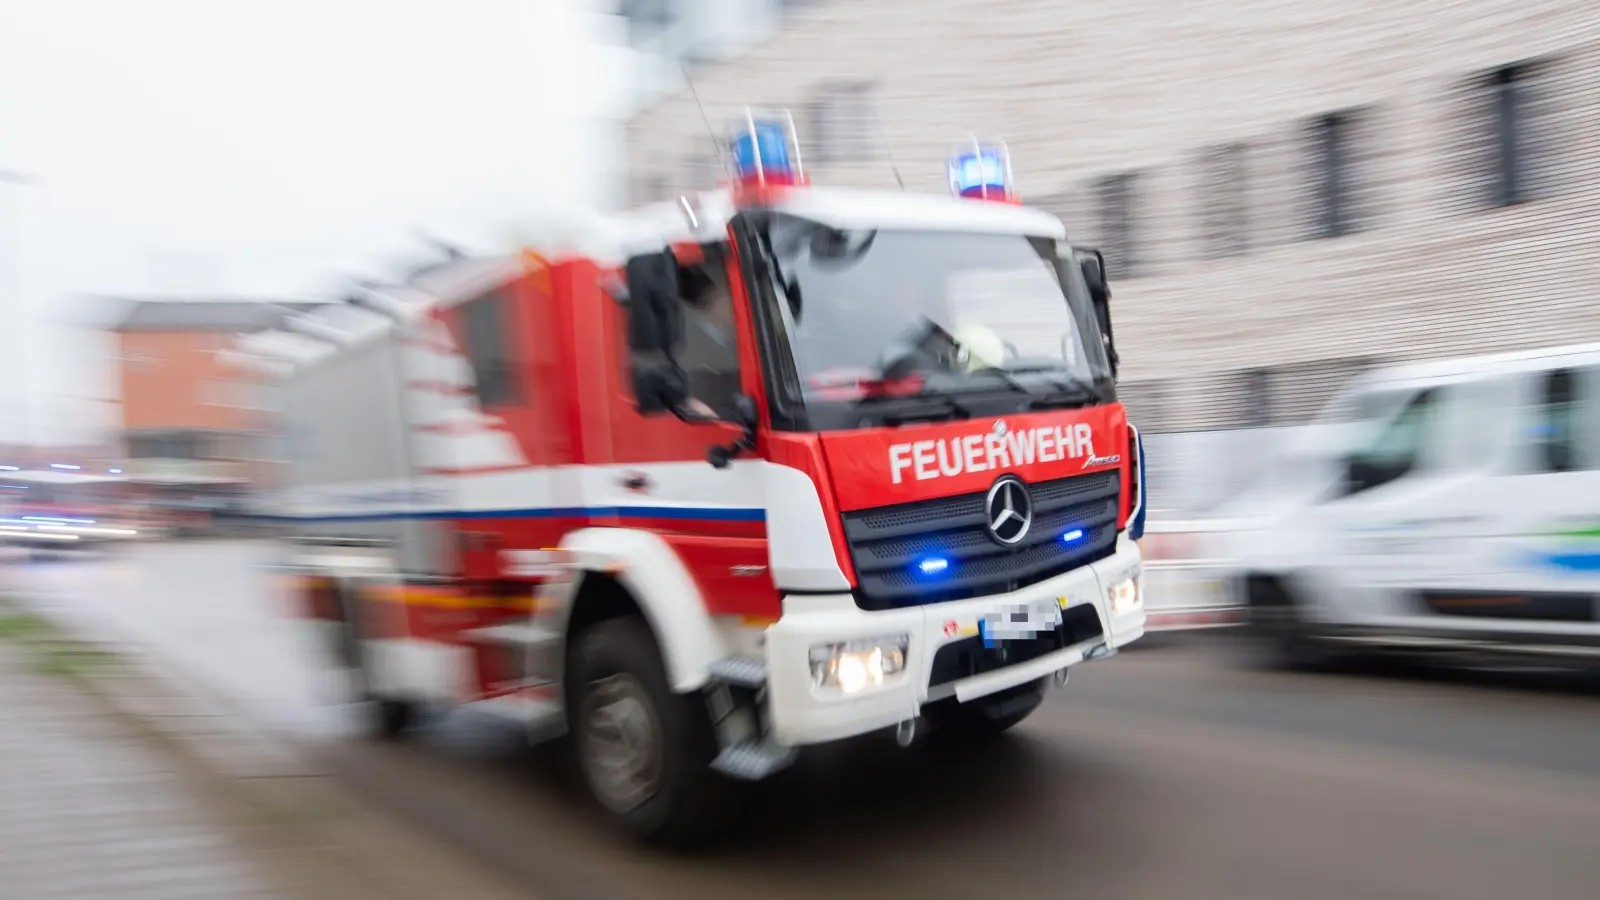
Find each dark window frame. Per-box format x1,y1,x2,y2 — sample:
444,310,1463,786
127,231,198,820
1342,388,1438,497
459,291,521,408
1095,172,1140,279
1198,143,1249,258
1534,367,1589,473
1485,63,1537,207
672,242,744,420
1308,111,1359,240
807,81,876,163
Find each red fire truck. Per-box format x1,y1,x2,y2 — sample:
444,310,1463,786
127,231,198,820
239,117,1149,846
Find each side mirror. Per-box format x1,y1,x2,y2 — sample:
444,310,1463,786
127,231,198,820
1075,248,1118,377
1343,457,1374,495
707,393,760,469
631,363,689,415
624,250,690,415
624,251,686,355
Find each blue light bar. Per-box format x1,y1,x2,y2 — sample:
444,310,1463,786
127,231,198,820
729,120,796,186
1061,529,1085,544
917,556,950,576
948,146,1012,200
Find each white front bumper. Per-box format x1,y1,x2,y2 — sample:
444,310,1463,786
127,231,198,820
764,534,1145,746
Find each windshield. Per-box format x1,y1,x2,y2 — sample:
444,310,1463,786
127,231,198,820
756,213,1114,428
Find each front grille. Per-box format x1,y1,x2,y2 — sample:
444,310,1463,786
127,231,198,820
843,470,1121,610
928,603,1104,688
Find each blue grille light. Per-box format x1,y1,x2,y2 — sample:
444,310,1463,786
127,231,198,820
1129,426,1148,542
1061,528,1085,544
918,556,950,576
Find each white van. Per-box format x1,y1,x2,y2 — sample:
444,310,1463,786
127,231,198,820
1215,343,1600,671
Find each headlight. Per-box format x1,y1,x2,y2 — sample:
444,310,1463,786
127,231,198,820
1108,576,1141,614
809,634,909,695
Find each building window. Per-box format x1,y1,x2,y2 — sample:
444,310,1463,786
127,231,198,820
1481,63,1546,206
1197,144,1248,258
127,430,203,460
807,82,875,164
1094,173,1139,279
459,291,520,407
1306,111,1361,239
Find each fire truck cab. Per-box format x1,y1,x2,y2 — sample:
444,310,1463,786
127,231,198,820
241,117,1148,846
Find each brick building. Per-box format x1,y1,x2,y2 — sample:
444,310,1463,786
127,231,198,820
109,299,330,492
623,0,1600,434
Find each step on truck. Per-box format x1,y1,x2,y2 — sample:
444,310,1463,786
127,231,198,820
237,114,1149,847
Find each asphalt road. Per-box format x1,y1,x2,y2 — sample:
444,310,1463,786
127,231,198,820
320,638,1600,900
10,546,1598,900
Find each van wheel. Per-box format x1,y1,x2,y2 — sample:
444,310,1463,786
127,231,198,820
568,618,734,849
924,678,1047,741
1243,577,1340,672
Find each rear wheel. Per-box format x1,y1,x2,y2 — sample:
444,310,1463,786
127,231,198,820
924,678,1048,741
327,577,418,740
568,618,734,849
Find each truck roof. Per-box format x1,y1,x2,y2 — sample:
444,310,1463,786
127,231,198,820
225,184,1072,379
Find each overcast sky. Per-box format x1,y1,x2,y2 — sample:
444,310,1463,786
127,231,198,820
0,0,630,447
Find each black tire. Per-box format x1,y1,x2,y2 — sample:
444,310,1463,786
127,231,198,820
1241,576,1343,672
924,678,1047,741
329,577,419,740
567,618,734,849
369,696,416,740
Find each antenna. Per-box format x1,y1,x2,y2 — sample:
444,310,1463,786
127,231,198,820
679,62,729,181
874,111,905,191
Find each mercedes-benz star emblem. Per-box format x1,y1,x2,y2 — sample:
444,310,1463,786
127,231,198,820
984,475,1033,546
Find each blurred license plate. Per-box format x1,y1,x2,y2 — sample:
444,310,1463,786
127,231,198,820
980,600,1062,648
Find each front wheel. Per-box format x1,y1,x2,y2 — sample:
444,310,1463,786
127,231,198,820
923,678,1048,741
1241,576,1344,672
567,618,734,848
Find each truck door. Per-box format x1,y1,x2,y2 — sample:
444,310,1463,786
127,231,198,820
439,284,555,582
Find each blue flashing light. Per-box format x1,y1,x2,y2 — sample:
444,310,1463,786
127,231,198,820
109,468,123,474
948,147,1010,199
1129,427,1148,541
0,465,18,471
729,120,796,185
917,556,950,576
1061,528,1085,544
0,485,26,490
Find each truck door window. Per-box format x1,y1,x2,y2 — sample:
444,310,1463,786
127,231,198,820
1532,368,1592,472
676,249,742,420
460,291,520,407
1345,388,1437,495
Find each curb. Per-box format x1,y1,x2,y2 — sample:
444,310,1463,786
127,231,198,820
0,599,528,900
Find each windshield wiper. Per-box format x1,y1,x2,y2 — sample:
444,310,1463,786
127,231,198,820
855,393,974,427
998,365,1106,410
